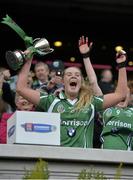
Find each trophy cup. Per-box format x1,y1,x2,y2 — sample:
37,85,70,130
5,38,54,71
1,15,54,71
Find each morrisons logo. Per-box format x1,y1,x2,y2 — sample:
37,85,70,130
106,120,132,129
62,120,91,126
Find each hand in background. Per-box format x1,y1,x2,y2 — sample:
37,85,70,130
116,50,127,64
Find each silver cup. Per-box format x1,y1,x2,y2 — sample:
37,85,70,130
5,38,54,71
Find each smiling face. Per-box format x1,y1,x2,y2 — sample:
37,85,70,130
34,63,49,83
63,67,82,99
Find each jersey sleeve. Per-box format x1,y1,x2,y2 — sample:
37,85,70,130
92,96,104,112
35,92,54,112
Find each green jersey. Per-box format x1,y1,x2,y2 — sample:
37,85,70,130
101,107,133,150
36,92,103,148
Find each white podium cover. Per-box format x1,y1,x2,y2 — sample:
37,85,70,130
7,111,60,146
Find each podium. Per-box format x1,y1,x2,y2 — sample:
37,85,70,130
7,111,60,146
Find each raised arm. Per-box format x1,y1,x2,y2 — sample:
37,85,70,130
103,50,127,109
16,52,40,106
79,36,103,96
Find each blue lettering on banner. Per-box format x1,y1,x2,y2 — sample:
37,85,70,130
8,125,15,137
21,123,57,133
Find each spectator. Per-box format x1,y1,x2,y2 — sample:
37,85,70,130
128,80,133,94
32,61,64,95
8,74,18,93
49,60,64,79
15,93,34,111
0,67,16,112
32,62,49,93
0,98,12,118
16,39,127,148
7,70,34,92
98,69,114,94
0,93,34,144
46,70,64,95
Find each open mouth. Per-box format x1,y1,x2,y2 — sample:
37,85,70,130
70,81,77,88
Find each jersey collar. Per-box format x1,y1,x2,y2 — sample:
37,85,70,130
58,91,79,101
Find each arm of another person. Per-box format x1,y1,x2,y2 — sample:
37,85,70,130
79,36,103,96
16,53,40,106
103,50,127,109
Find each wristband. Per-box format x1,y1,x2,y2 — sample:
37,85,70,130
117,61,127,69
82,51,90,59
